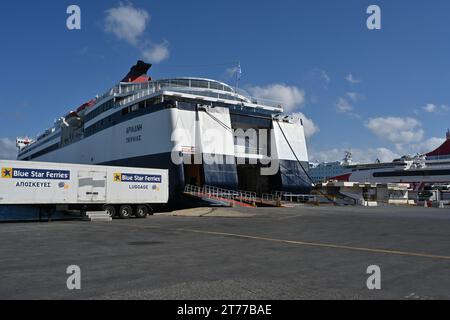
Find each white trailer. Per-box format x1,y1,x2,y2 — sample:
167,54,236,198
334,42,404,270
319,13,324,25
0,160,169,219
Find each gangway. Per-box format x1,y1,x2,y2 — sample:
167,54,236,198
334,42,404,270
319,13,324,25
184,185,316,208
184,185,256,207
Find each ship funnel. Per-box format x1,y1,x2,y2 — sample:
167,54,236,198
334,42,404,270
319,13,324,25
121,60,152,83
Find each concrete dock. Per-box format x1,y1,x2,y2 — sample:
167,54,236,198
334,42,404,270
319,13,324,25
1,205,450,299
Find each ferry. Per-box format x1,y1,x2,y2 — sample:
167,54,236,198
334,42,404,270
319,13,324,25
332,130,450,190
16,61,311,199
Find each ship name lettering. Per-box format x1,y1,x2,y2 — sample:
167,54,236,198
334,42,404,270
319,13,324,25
126,124,143,134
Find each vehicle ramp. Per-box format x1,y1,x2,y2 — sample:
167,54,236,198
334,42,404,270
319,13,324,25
184,185,256,208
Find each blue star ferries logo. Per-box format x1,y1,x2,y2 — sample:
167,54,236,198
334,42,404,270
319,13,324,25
1,168,12,179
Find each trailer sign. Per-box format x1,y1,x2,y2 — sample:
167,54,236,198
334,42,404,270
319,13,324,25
2,168,70,180
114,173,162,183
0,160,169,206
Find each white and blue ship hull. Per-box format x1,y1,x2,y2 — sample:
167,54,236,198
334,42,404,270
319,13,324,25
17,68,311,200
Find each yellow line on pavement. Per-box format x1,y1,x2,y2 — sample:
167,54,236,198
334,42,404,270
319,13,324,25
107,222,450,261
176,228,450,261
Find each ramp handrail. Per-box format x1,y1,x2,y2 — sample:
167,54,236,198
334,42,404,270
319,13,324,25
184,184,259,205
185,185,316,205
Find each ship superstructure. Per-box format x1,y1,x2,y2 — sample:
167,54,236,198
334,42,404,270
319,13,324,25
309,151,353,183
17,61,311,199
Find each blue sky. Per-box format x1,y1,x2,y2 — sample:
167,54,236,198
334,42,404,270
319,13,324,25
1,0,450,162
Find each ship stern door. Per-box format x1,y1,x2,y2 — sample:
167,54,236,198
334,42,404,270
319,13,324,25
183,155,205,187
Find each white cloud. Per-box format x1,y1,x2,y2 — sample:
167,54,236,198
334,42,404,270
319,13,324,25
372,147,401,162
310,147,399,164
365,117,424,149
309,148,342,163
335,93,363,117
346,92,364,102
346,74,361,84
320,71,331,83
226,66,239,78
247,84,305,112
311,126,445,165
311,69,330,83
104,4,169,63
310,139,445,164
336,97,353,113
421,103,449,114
364,117,446,155
413,137,445,154
422,103,437,113
141,41,170,63
104,4,150,45
293,112,319,138
0,138,17,160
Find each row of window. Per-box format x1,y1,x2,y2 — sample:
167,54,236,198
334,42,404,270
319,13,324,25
84,99,115,123
23,143,59,161
18,133,61,157
84,98,164,138
373,170,450,177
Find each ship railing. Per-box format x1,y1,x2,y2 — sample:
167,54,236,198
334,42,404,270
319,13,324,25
202,185,239,202
234,88,284,108
184,184,202,196
271,191,317,203
113,79,284,109
185,184,317,205
282,194,318,203
262,193,276,202
273,190,290,198
237,190,257,203
96,78,284,110
185,184,259,205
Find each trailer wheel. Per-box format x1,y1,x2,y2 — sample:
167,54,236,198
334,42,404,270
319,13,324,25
103,205,116,218
118,205,132,219
135,205,149,218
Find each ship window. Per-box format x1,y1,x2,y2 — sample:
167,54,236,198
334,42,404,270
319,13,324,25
171,79,189,87
191,80,208,88
122,107,129,115
245,137,250,153
209,82,220,90
131,104,139,112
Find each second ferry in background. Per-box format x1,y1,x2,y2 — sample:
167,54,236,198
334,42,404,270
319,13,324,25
310,131,450,190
